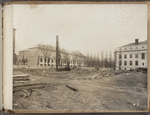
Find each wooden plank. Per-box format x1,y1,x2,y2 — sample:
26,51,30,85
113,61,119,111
66,85,78,91
13,78,30,81
13,83,47,88
13,85,46,92
13,74,29,78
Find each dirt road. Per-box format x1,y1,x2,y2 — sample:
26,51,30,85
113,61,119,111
13,68,147,111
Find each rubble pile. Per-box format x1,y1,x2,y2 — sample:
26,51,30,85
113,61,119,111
90,67,147,80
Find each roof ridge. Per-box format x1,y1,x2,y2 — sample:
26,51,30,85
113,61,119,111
120,40,147,47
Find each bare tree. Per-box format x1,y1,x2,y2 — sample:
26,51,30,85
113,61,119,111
101,50,104,68
37,44,55,68
109,51,112,68
86,53,90,67
90,53,93,67
62,49,70,67
97,52,100,68
114,50,117,69
104,51,108,68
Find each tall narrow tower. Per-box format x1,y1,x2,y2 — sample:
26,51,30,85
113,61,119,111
13,28,17,65
56,35,59,71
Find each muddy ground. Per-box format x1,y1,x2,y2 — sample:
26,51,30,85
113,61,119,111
13,68,147,111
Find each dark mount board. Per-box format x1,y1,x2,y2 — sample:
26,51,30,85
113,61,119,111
2,0,149,3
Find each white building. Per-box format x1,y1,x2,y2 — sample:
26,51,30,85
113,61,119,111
115,39,147,70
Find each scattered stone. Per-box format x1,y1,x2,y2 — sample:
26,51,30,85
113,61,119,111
42,70,47,76
133,103,136,106
46,105,52,108
14,103,18,106
20,89,32,98
133,103,139,106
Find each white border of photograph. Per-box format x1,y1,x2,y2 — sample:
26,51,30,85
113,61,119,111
3,5,13,110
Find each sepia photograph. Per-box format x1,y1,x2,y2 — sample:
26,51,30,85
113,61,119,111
11,4,147,111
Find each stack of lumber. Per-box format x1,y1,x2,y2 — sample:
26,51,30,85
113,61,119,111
13,74,30,82
13,74,46,93
13,83,47,92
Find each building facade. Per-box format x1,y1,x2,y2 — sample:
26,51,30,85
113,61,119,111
115,39,147,70
18,45,87,68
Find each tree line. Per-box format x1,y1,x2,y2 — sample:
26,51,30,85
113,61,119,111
85,51,115,69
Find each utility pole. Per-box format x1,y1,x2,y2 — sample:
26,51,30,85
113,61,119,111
56,35,59,71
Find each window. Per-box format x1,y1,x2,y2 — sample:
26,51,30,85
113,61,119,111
130,61,132,66
119,55,122,59
130,54,132,58
135,54,138,58
124,61,127,66
119,61,122,66
130,47,132,49
124,48,127,50
45,58,47,63
124,54,127,58
142,53,145,59
48,58,50,63
135,61,138,66
136,47,138,49
142,46,144,48
51,59,53,63
142,63,144,66
41,58,42,62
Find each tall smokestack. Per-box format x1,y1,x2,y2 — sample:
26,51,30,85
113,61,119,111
56,35,59,71
13,28,16,65
135,39,139,45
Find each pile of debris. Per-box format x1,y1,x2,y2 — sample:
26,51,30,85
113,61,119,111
114,68,147,75
90,67,147,80
90,71,115,79
133,68,147,74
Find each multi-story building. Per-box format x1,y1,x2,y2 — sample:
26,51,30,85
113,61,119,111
18,45,86,68
115,39,147,70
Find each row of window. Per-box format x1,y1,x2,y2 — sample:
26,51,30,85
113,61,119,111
40,64,80,67
40,58,55,63
119,61,145,66
119,53,145,59
119,46,145,50
39,58,82,64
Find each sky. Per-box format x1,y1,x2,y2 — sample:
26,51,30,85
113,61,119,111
13,4,147,57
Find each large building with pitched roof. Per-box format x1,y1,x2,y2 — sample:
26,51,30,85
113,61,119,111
18,45,86,68
114,39,147,70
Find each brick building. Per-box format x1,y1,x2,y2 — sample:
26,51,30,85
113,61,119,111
114,39,147,70
18,45,87,68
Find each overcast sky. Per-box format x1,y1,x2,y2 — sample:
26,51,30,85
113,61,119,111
13,4,147,57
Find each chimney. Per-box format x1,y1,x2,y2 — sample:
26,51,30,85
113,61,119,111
135,39,139,45
13,28,17,65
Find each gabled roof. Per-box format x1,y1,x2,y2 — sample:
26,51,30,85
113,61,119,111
19,45,85,57
70,51,85,57
19,49,29,52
